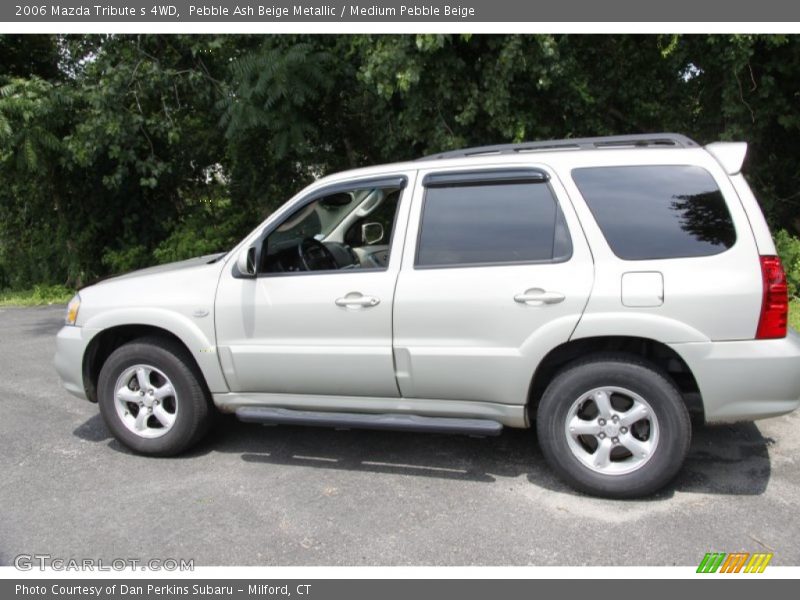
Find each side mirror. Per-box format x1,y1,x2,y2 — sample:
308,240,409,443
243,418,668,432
361,222,384,245
236,246,257,278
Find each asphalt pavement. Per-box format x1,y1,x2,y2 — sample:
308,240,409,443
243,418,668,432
1,305,798,566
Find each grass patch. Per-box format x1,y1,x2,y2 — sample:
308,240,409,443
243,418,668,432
0,284,74,307
790,298,800,332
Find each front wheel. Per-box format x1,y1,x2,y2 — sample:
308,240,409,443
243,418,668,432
536,354,691,498
97,336,213,456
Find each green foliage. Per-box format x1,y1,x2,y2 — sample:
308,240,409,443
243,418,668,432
790,298,800,332
153,195,249,264
0,284,73,306
1,34,800,293
100,245,152,274
0,35,234,288
775,230,800,298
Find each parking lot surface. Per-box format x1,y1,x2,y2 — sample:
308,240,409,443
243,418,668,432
1,306,798,566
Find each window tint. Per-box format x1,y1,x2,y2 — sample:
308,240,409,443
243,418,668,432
572,165,736,260
416,181,572,267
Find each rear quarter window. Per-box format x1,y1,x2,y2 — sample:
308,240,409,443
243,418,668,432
572,165,736,260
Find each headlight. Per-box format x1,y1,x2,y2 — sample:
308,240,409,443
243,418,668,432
65,294,81,326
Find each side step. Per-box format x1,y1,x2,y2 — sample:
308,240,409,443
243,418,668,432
235,407,503,437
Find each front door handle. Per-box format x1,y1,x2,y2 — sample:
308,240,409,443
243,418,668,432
335,292,380,308
514,288,565,305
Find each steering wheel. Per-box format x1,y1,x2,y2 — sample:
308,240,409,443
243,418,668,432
297,238,338,271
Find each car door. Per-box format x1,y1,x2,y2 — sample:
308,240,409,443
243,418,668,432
393,166,594,406
214,172,414,398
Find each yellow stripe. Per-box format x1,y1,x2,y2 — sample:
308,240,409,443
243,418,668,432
747,554,766,573
744,554,759,573
757,553,773,573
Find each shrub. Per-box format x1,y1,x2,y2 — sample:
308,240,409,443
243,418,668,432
775,230,800,299
152,198,250,265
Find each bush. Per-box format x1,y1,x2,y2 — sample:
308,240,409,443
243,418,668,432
152,197,251,265
101,245,152,275
775,230,800,299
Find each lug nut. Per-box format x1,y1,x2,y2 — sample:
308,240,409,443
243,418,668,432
612,437,619,444
598,418,606,426
620,427,628,434
598,433,606,439
139,391,144,396
612,415,619,423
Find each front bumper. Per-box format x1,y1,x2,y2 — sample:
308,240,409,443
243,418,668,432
54,325,93,400
671,329,800,423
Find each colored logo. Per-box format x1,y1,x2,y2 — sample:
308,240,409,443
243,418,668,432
697,552,773,573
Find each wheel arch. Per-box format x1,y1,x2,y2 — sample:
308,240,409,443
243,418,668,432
82,324,212,403
526,335,703,424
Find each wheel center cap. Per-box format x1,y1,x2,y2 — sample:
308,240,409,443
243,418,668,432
603,424,620,438
143,395,154,408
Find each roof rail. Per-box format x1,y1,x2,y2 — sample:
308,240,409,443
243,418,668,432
418,133,700,161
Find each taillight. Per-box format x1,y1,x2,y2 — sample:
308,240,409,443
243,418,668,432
756,255,788,339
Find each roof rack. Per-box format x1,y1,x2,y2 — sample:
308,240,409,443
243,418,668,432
418,133,700,161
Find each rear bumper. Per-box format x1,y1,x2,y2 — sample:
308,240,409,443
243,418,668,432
54,325,92,400
670,330,800,423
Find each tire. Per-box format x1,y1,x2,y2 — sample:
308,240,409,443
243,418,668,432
97,336,213,456
536,354,691,499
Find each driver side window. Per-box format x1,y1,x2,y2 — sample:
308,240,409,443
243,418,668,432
259,181,404,275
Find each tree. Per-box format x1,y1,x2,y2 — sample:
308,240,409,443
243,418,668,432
1,34,799,292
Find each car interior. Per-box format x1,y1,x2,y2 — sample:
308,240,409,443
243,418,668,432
259,185,402,274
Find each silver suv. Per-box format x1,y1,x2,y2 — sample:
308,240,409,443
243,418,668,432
54,133,800,498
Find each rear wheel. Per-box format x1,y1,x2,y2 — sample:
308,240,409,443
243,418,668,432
97,336,213,456
536,354,691,498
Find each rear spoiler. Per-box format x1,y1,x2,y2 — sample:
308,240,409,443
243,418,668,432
705,141,748,175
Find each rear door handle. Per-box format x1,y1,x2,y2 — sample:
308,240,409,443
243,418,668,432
514,288,565,305
335,292,380,308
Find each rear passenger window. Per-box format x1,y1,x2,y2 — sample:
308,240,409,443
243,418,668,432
572,165,736,260
416,177,572,268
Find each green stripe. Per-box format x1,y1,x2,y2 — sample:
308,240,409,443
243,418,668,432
709,553,727,573
697,553,713,573
697,553,727,573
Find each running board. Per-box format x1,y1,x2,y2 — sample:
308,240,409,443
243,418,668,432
235,407,503,437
